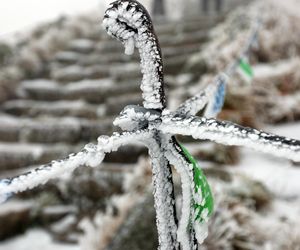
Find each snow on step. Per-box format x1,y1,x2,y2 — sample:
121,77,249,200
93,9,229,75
0,114,114,144
159,30,207,47
54,51,81,64
19,79,140,103
110,63,142,81
164,55,191,74
68,39,95,53
0,114,81,144
0,142,74,170
3,100,104,119
162,44,202,59
51,65,110,82
64,79,141,103
154,16,222,35
79,52,137,66
95,40,123,53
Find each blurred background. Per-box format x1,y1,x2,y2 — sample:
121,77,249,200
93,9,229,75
0,0,299,249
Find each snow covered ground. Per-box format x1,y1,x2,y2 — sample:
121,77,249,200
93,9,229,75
234,122,300,198
0,229,79,250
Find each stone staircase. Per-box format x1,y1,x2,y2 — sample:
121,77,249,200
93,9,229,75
0,15,227,176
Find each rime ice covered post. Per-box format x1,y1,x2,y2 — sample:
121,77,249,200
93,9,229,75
1,1,300,250
103,1,179,249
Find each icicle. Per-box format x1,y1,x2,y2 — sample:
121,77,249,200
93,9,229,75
124,37,135,55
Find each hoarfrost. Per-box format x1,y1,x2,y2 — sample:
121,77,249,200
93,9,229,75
160,114,300,162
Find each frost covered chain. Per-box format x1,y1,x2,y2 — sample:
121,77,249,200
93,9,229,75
178,18,261,118
0,130,149,204
103,0,166,109
177,74,228,117
160,114,300,162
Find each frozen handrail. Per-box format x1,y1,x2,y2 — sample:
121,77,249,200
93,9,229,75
0,1,298,250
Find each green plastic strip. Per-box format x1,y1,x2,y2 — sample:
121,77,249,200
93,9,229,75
179,144,214,223
239,58,254,79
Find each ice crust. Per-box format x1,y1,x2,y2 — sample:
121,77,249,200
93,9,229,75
160,114,300,162
0,130,149,204
103,0,166,110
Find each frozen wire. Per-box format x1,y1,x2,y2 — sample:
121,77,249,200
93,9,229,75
160,114,300,162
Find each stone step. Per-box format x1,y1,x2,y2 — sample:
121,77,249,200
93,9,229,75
51,65,110,83
2,100,105,119
19,79,141,103
110,63,142,82
0,140,147,171
78,52,137,66
51,62,143,83
55,33,205,70
0,114,114,143
95,41,123,54
54,51,81,65
68,39,95,53
154,16,222,35
162,44,201,59
164,55,190,74
159,30,208,47
106,93,144,116
0,142,75,170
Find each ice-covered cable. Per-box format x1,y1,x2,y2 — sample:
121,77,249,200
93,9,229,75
143,134,179,250
176,74,228,117
225,17,261,77
160,114,300,162
161,136,194,250
103,0,166,110
204,74,228,118
0,130,149,204
176,18,261,118
0,144,104,204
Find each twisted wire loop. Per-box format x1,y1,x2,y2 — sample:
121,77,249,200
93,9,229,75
0,130,149,204
144,134,179,250
162,136,207,250
103,0,166,110
160,114,300,162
